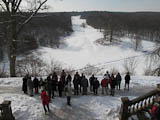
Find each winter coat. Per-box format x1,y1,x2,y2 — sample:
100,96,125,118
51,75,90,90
66,75,72,85
93,80,100,89
27,78,34,89
33,77,39,88
81,77,88,88
89,76,95,86
52,74,58,83
65,81,72,96
110,76,116,89
22,77,28,92
101,78,108,87
58,81,63,91
41,91,50,105
116,74,122,85
46,76,52,90
52,79,57,91
60,71,66,85
125,74,130,84
151,103,160,118
73,74,80,88
104,73,110,79
39,78,44,87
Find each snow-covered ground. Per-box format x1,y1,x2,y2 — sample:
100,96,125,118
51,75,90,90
0,76,160,120
34,16,155,75
0,16,158,120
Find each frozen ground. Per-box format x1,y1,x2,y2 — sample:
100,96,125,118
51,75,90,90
34,16,155,75
0,76,160,120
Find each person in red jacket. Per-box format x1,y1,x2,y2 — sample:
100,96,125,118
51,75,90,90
101,77,109,95
151,97,160,120
41,90,50,114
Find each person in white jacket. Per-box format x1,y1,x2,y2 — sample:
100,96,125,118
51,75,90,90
65,78,72,106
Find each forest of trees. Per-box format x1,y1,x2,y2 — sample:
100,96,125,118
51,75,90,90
0,12,72,61
80,11,160,45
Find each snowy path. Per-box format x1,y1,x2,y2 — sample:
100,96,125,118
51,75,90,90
35,16,155,75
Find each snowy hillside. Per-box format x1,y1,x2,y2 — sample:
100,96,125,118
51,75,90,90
0,76,160,120
33,16,155,75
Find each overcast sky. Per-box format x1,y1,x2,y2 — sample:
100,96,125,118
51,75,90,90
47,0,160,12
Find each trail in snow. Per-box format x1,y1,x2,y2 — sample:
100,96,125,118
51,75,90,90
35,16,155,75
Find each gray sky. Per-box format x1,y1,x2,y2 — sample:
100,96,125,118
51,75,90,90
47,0,160,12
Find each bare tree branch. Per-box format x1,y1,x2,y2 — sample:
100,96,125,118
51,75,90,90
15,0,22,12
0,3,6,11
17,0,47,34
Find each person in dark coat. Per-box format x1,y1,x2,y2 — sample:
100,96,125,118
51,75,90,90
73,72,80,95
33,77,39,94
58,80,63,97
115,73,122,90
124,72,131,91
110,74,116,96
89,74,96,92
46,75,52,102
93,78,100,95
81,76,88,95
51,78,57,98
41,90,50,114
52,72,58,83
66,74,72,85
22,75,28,94
27,76,34,96
60,70,66,90
79,73,84,93
52,72,58,90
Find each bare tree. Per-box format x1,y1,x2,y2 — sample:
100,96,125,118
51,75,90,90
143,58,155,76
80,64,101,76
44,58,75,76
150,44,160,76
109,67,119,75
16,55,45,76
44,58,63,75
123,57,139,75
0,0,48,77
0,62,8,77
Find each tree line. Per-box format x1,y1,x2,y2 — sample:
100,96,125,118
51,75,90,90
80,11,160,45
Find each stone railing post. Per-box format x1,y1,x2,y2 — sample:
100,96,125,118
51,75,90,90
157,84,160,91
1,101,15,120
157,84,160,97
119,97,130,120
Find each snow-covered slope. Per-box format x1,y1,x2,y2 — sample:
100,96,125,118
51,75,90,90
34,16,155,75
0,76,160,120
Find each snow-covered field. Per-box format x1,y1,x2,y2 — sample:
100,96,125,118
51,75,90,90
34,16,155,75
0,16,159,119
0,76,160,120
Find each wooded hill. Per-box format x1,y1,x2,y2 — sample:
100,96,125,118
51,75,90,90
1,11,160,61
0,12,72,61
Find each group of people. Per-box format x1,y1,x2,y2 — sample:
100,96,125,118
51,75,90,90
22,70,131,114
